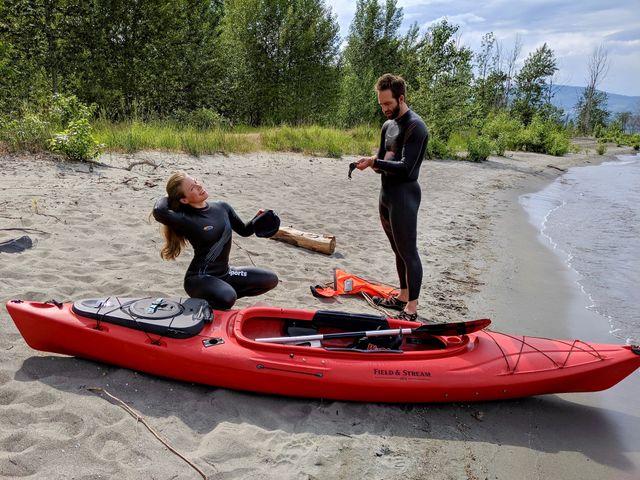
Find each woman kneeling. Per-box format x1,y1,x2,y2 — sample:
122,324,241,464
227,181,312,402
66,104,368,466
153,171,278,309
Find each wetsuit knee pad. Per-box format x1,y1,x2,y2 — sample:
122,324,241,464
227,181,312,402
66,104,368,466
184,275,237,310
263,271,279,290
212,293,237,310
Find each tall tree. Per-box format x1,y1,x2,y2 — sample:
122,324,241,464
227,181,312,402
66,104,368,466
512,43,557,124
413,19,474,140
1,0,63,94
0,0,84,112
576,44,610,134
277,0,341,123
144,0,224,114
0,0,225,118
218,0,340,125
74,0,210,118
0,25,30,114
337,0,405,126
614,111,632,133
629,102,640,134
397,22,423,92
473,32,507,118
502,34,522,109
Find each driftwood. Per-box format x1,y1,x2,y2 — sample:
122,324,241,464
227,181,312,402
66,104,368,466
126,159,159,171
271,226,336,255
87,387,208,479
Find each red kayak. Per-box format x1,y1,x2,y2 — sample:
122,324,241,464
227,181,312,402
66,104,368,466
6,297,640,403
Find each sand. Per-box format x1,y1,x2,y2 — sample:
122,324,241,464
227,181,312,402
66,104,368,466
1,141,638,479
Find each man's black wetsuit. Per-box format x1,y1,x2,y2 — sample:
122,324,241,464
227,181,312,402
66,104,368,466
372,109,428,302
153,197,278,309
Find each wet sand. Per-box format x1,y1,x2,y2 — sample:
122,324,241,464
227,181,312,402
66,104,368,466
466,177,640,479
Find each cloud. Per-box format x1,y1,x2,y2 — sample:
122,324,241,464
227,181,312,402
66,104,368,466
328,0,640,95
605,28,640,43
424,13,486,29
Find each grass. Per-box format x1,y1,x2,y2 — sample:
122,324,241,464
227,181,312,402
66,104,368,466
261,124,377,158
5,114,586,161
93,120,258,156
92,120,379,158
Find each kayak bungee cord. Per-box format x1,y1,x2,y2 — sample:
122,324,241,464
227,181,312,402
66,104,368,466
482,330,607,374
95,297,157,342
75,297,178,346
559,339,606,367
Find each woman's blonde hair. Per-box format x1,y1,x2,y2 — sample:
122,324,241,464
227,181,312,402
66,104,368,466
159,171,188,260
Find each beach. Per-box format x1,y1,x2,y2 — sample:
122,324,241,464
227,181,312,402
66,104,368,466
1,142,638,479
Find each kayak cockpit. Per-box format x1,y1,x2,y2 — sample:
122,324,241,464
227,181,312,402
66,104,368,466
234,307,463,353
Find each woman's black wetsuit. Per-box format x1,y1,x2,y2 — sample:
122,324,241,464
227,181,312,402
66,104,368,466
153,197,278,309
372,109,429,302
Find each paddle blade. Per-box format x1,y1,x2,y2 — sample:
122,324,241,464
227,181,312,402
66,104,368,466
415,318,491,336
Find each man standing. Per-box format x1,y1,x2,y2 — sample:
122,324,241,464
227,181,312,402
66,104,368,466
355,74,429,320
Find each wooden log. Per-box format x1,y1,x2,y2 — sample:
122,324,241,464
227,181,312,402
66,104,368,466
271,226,336,255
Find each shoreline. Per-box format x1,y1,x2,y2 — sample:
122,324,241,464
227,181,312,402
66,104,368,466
520,152,640,345
465,146,640,479
1,143,638,479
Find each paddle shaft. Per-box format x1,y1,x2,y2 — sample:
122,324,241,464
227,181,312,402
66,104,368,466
255,318,491,344
256,327,414,344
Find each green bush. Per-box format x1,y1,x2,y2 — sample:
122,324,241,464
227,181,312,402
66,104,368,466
427,136,453,159
47,95,103,161
49,117,103,161
494,133,508,156
466,136,493,162
173,108,231,130
612,132,640,150
596,142,607,155
481,112,523,151
544,131,570,156
593,124,604,138
0,113,50,152
517,115,547,152
446,132,468,155
568,142,582,154
49,94,95,128
515,114,568,155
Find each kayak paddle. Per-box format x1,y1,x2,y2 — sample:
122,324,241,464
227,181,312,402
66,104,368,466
255,318,491,344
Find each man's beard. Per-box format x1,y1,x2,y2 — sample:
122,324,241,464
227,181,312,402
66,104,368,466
388,103,401,119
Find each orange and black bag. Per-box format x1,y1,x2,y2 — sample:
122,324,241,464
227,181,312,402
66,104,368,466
310,268,398,300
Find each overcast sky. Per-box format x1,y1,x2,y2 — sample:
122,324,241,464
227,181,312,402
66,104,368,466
327,0,640,97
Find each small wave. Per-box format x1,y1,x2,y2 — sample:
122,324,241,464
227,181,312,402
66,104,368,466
521,156,640,344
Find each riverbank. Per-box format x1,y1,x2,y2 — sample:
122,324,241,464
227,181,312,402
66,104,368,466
0,142,637,479
464,146,640,479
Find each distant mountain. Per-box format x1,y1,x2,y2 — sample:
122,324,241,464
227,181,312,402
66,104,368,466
551,85,640,119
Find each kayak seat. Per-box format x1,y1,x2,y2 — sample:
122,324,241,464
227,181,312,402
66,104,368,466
312,310,389,331
283,312,389,339
285,320,318,338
